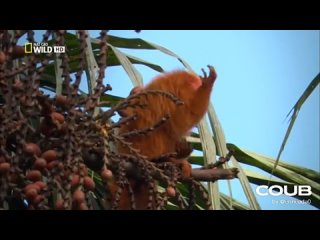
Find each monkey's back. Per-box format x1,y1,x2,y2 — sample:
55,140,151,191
118,70,203,159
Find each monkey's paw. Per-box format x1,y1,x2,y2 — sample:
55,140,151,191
175,138,193,159
171,159,192,178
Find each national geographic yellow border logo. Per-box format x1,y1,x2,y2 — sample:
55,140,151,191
24,42,65,54
24,43,33,53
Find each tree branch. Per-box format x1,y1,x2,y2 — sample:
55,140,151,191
121,161,239,182
191,167,239,182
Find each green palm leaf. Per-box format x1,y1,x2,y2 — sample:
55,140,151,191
272,73,320,178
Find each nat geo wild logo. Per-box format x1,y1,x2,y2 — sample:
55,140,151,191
24,42,65,54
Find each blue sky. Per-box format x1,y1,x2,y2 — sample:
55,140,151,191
28,30,319,210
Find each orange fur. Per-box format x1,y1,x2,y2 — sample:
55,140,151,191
113,68,217,209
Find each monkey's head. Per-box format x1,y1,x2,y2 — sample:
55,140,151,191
147,66,216,102
119,66,217,135
146,70,200,93
126,66,216,100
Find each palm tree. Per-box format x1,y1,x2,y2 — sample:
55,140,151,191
0,30,318,210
